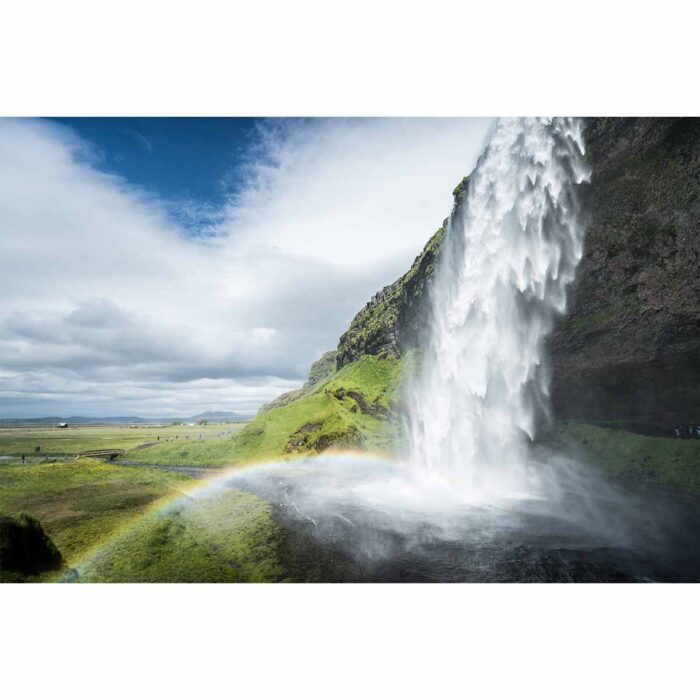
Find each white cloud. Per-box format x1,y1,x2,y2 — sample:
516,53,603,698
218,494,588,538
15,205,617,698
0,117,491,417
228,118,492,266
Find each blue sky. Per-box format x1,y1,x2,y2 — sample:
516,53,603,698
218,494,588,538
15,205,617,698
53,117,257,204
52,117,260,233
0,117,491,417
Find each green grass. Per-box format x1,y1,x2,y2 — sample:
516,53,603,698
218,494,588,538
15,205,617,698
225,354,409,464
545,422,700,498
134,354,413,468
0,457,290,583
0,459,192,569
259,350,337,413
324,354,403,410
120,424,247,467
0,423,232,458
78,488,288,583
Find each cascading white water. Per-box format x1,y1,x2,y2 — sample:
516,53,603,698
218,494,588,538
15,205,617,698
407,118,589,499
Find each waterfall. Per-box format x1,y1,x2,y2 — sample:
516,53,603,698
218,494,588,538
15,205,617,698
406,117,589,498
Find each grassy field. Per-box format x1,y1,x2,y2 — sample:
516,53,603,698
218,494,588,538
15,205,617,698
0,459,190,574
0,457,288,582
0,422,241,459
0,356,414,581
3,363,696,583
2,417,696,582
125,426,246,467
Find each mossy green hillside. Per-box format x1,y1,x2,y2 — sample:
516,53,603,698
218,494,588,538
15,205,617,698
78,488,288,583
230,354,410,464
133,354,414,468
544,422,700,498
259,350,338,413
336,224,446,367
334,177,465,371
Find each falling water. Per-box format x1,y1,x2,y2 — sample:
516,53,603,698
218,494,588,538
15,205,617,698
407,118,590,498
180,118,694,582
85,119,696,582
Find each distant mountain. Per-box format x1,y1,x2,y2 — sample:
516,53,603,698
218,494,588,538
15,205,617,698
189,411,251,421
0,416,148,426
0,412,251,426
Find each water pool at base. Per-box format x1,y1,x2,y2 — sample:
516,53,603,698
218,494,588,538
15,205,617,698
205,455,699,583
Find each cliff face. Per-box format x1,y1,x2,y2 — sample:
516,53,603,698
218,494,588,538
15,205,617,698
218,118,697,469
336,176,470,368
548,118,700,426
336,222,446,368
553,118,699,370
336,118,700,428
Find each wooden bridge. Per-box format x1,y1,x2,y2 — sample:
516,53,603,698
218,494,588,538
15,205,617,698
74,449,125,460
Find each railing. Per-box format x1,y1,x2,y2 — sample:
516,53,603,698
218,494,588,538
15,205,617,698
74,449,125,460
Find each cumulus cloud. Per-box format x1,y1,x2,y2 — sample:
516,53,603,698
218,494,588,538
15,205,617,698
0,117,490,417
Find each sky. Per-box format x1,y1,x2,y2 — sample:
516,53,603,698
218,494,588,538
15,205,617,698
0,117,492,418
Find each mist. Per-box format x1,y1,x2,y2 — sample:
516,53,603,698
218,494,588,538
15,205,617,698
182,451,697,582
178,118,697,582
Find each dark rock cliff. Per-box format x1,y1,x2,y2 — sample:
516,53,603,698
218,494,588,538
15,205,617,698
335,119,700,429
336,223,445,368
549,118,699,427
336,176,472,368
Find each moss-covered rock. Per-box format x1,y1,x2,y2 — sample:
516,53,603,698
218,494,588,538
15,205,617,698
306,350,338,386
336,224,446,368
0,512,66,580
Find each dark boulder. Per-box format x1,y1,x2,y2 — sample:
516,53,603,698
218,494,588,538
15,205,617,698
0,513,66,580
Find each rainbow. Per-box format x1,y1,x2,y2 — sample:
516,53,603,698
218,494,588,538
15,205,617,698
59,450,395,581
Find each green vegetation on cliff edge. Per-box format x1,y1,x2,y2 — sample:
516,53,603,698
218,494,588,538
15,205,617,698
133,354,416,467
216,354,414,464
